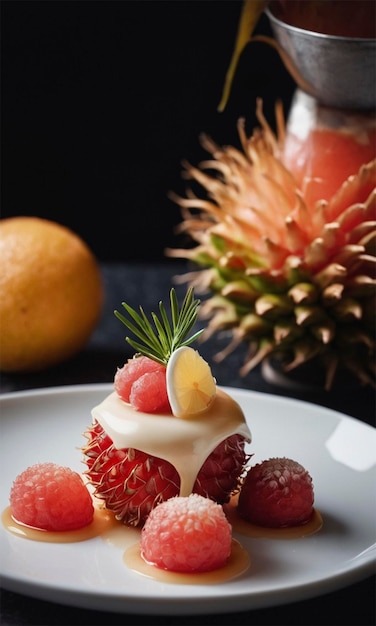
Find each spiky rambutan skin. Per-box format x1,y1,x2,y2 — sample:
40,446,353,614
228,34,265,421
82,422,247,527
167,102,376,389
193,433,249,502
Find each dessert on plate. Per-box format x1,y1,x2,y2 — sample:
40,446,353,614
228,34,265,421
5,287,317,577
82,287,252,528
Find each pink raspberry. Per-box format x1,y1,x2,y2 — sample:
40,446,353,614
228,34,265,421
10,462,94,531
114,355,164,402
129,369,170,413
238,457,314,527
114,355,170,413
141,494,232,572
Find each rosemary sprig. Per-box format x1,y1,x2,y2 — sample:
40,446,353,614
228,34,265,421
114,287,204,365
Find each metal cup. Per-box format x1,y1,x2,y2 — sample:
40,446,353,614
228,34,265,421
266,7,376,110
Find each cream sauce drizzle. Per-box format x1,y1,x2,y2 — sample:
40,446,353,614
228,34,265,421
92,389,251,497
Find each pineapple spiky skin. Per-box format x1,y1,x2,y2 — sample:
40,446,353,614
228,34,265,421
167,103,376,390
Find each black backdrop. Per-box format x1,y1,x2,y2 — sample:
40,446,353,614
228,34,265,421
1,0,295,262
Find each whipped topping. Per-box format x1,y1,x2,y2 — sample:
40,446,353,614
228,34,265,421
91,388,251,497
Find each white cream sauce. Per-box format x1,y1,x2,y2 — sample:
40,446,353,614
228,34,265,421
91,389,251,497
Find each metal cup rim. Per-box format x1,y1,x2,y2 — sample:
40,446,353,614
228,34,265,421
265,6,376,45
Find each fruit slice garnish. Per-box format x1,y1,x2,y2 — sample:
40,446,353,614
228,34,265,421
166,346,216,418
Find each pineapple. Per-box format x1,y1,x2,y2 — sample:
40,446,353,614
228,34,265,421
167,101,376,389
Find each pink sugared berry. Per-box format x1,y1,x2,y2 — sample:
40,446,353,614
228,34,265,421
238,457,314,527
114,356,164,402
141,494,232,572
130,369,170,413
10,462,94,531
114,355,170,413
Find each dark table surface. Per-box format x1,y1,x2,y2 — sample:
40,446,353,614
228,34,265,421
1,261,375,626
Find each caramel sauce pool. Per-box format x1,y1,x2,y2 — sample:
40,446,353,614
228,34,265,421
224,496,323,539
124,539,250,585
1,505,117,543
2,500,322,584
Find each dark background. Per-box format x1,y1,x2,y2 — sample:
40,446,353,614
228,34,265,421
1,0,295,262
1,7,375,624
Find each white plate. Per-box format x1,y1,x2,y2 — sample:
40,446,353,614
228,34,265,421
0,384,375,615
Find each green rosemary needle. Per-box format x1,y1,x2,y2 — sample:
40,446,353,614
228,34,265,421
115,287,204,365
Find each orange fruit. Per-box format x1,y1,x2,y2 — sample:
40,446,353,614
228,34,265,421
166,346,216,417
0,216,103,372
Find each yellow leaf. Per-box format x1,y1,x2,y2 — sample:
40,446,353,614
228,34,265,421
218,0,268,112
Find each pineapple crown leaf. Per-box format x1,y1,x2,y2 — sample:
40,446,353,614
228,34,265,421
114,287,204,365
